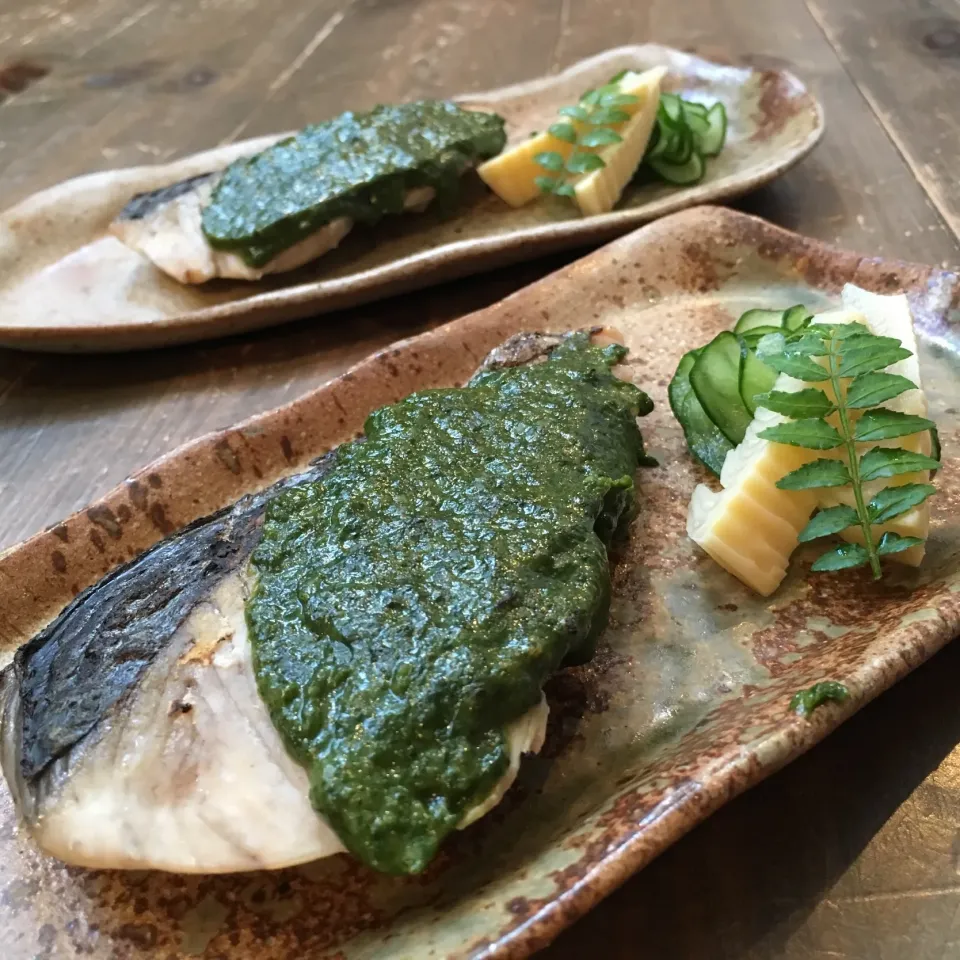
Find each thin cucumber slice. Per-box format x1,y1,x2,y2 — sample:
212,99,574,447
669,350,734,476
662,126,694,165
649,150,705,186
690,331,752,444
659,93,684,127
645,127,670,160
681,102,710,136
699,103,727,157
739,341,778,415
734,308,787,335
783,304,813,331
681,101,708,118
739,325,784,348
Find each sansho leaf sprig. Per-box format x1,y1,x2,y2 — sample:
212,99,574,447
533,80,639,198
753,323,939,578
534,70,728,198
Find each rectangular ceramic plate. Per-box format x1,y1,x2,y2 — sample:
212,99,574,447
1,206,958,960
0,45,823,353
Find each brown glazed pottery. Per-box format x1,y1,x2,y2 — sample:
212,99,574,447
0,46,822,352
1,207,957,959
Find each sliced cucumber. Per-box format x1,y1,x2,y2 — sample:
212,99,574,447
645,128,663,159
669,350,734,476
659,93,684,127
735,308,787,335
739,325,784,348
645,126,670,161
646,95,725,187
681,102,710,137
734,303,812,338
739,340,778,414
699,103,727,157
648,150,705,186
783,304,813,331
690,332,752,444
653,125,693,165
669,127,695,165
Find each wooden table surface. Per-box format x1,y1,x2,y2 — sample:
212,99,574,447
2,1,960,957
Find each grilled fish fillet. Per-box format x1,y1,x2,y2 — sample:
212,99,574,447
0,565,546,873
0,333,594,874
109,175,435,285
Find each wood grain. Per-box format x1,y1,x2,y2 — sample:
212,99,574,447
804,0,960,249
0,0,350,204
1,0,959,958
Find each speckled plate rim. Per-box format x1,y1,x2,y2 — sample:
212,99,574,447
0,44,824,352
2,206,958,959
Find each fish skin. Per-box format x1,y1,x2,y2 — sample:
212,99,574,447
117,172,218,222
1,459,331,824
0,333,602,874
4,568,350,873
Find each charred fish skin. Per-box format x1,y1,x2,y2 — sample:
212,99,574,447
115,172,219,224
0,459,332,824
109,172,296,285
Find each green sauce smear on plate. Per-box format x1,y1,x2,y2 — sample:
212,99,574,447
790,680,850,718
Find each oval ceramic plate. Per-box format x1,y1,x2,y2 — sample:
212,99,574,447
0,45,823,353
2,207,958,960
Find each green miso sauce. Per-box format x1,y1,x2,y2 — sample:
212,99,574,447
790,680,849,718
247,334,653,874
201,100,506,267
